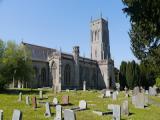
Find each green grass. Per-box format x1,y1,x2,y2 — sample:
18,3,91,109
0,89,160,120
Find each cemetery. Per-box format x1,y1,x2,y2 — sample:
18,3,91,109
0,88,160,120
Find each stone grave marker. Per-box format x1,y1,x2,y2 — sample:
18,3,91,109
64,109,76,120
112,92,117,100
145,90,149,95
44,102,51,117
149,87,157,96
135,93,145,109
53,97,58,106
54,105,62,120
32,96,37,109
79,100,87,110
0,110,3,120
105,90,111,97
83,81,86,91
26,96,30,105
121,100,129,116
144,95,149,105
133,87,139,95
18,92,22,102
39,90,43,99
62,95,69,105
113,105,121,120
12,109,22,120
132,95,136,105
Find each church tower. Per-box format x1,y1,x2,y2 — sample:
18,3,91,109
90,18,111,61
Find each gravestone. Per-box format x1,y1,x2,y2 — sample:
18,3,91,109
149,87,157,96
39,90,43,99
62,95,69,105
53,97,58,106
44,102,51,117
132,95,136,105
112,92,117,100
145,90,149,95
12,109,22,120
64,109,76,120
54,105,62,120
116,83,120,91
105,90,111,97
108,104,121,120
135,93,145,109
144,95,149,105
0,110,3,120
32,96,37,109
26,96,30,105
79,100,87,110
18,92,22,102
83,81,86,91
133,87,139,95
113,105,121,120
121,100,129,116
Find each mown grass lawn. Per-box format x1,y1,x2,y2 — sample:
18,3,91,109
0,89,160,120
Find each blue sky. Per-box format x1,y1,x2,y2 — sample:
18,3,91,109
0,0,137,68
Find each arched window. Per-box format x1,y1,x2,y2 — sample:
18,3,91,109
64,64,71,85
41,68,46,85
33,67,38,79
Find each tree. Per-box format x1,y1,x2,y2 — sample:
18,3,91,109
122,0,160,76
119,61,127,90
0,40,34,89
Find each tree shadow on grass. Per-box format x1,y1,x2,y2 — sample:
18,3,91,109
0,89,48,95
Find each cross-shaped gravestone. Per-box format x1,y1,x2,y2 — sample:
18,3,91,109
39,90,43,99
0,110,3,120
64,109,76,120
62,95,69,105
53,97,58,106
26,96,30,105
79,100,87,110
12,109,22,120
32,96,37,109
54,105,62,120
121,100,129,116
44,102,51,117
18,92,22,102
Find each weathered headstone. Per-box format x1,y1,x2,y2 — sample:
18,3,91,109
132,95,136,105
149,87,157,96
32,96,37,109
12,109,22,120
121,100,129,116
26,96,30,105
113,105,121,120
44,102,51,117
0,110,3,120
53,97,58,106
64,109,76,120
144,95,149,105
112,92,117,100
145,90,149,95
39,90,43,99
79,100,87,110
105,90,111,97
54,105,62,120
62,95,69,105
135,93,145,109
83,81,86,91
133,87,139,95
18,92,22,102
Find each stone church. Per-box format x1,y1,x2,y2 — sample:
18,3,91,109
22,17,115,91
